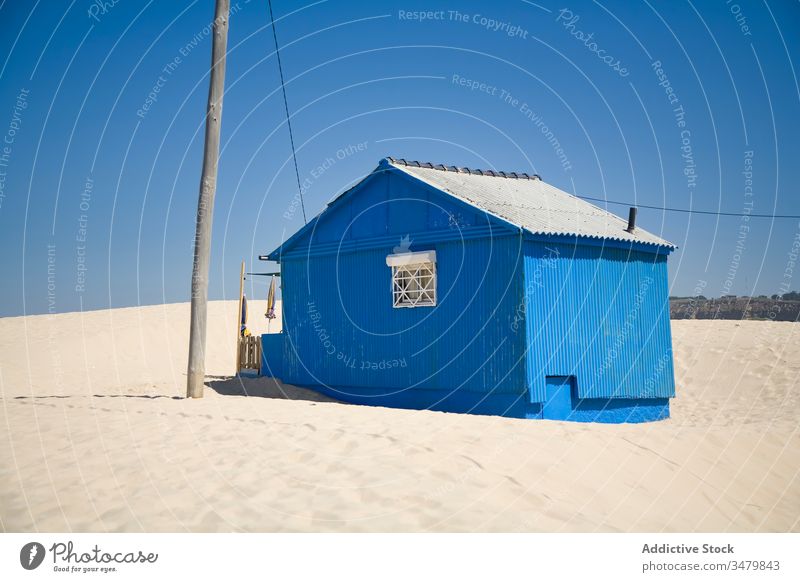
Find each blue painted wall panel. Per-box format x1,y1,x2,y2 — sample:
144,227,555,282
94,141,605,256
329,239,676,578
543,376,574,420
313,205,349,243
348,173,388,239
260,332,284,379
278,234,528,397
523,239,675,401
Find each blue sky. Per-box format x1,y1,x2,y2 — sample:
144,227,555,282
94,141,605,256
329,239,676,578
0,0,798,316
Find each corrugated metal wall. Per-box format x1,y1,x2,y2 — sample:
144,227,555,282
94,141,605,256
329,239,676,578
278,234,528,396
523,239,675,401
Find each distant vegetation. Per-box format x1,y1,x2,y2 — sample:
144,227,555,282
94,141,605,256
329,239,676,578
670,292,800,321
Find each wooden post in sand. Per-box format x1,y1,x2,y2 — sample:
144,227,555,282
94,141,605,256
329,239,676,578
235,260,245,375
186,0,230,399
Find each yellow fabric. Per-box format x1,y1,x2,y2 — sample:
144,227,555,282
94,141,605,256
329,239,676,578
266,276,276,318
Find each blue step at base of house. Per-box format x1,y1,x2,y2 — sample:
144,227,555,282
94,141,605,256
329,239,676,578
568,397,670,423
262,379,670,423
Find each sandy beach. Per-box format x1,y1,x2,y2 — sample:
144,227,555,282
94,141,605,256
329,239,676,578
0,301,798,532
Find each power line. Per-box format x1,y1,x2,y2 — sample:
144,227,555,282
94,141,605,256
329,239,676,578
267,0,307,223
577,195,800,219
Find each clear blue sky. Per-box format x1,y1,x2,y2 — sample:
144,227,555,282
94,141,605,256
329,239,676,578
1,0,798,316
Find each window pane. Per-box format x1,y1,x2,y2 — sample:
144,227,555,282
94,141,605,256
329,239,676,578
392,261,436,307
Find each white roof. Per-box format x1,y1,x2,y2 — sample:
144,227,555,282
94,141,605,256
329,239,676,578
389,159,674,249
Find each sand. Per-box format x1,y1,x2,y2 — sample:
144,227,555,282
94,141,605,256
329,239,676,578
0,301,798,532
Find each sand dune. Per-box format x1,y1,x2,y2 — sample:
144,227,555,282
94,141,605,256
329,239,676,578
0,302,798,532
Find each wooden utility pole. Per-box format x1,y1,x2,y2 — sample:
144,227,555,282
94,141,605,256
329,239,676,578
187,0,230,398
235,260,245,374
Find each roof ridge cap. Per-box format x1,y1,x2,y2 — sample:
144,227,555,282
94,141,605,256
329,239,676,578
386,157,541,181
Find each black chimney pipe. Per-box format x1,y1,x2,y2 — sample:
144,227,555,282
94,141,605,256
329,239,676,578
626,207,637,233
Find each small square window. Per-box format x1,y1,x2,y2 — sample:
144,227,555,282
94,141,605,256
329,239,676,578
386,251,437,308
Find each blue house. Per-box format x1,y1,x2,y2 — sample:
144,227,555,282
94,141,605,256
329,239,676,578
261,158,676,422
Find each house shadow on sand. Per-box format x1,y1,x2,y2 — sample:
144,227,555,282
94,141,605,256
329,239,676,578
206,375,340,404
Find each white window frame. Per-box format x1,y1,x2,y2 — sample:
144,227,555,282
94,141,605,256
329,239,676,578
386,251,437,308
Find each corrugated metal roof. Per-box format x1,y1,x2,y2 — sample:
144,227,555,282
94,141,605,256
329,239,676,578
387,158,674,249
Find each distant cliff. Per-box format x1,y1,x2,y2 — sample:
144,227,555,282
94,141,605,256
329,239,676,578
670,293,800,321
